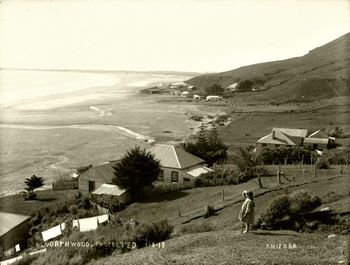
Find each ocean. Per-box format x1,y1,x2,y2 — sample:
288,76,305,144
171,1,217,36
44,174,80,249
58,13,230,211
0,69,224,196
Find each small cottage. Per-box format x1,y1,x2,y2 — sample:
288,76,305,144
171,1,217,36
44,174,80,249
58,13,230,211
148,144,212,183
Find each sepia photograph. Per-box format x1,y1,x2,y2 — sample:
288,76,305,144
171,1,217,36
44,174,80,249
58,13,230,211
0,0,349,264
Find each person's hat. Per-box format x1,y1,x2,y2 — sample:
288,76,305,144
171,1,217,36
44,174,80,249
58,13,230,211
242,190,248,197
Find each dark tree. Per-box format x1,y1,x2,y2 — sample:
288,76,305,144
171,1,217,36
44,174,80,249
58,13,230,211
237,79,254,91
185,125,227,166
205,84,224,95
112,147,161,198
24,175,44,200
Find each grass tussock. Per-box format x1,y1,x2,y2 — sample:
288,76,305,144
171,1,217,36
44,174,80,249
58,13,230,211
180,222,215,234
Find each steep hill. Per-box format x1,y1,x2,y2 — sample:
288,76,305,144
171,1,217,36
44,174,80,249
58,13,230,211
187,32,350,101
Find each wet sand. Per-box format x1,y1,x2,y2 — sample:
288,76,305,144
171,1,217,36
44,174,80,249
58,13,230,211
0,72,226,196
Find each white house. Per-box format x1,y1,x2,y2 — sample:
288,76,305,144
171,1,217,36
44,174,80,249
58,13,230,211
181,91,190,97
226,82,238,92
193,95,201,100
148,144,212,183
206,95,221,101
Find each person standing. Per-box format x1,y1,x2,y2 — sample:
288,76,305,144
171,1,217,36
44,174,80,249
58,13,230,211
239,190,255,233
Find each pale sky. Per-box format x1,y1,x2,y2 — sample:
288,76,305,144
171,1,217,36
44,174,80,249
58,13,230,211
0,0,349,72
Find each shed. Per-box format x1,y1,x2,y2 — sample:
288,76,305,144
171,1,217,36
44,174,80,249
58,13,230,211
92,184,130,204
0,212,30,257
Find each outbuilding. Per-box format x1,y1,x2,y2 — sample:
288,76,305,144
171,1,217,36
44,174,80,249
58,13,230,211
0,212,30,257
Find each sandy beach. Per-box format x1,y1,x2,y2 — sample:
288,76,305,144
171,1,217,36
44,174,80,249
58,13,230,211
0,70,226,196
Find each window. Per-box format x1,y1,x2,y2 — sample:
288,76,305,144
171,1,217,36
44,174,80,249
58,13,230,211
171,171,179,182
158,170,164,181
183,178,191,182
275,144,280,148
262,144,267,147
88,181,95,192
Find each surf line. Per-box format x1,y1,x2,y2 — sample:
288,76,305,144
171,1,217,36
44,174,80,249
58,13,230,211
114,125,155,143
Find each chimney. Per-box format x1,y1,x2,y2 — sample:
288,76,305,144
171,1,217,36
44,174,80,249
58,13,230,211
272,131,275,139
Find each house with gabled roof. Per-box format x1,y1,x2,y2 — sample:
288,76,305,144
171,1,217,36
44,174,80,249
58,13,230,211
304,129,335,150
148,144,212,183
78,160,131,203
256,128,308,150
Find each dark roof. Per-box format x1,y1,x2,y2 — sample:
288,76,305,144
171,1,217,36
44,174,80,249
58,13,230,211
0,212,30,237
80,160,119,183
272,128,308,138
308,129,329,139
148,144,204,169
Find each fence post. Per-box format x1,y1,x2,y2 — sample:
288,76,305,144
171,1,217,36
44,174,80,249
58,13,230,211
177,204,181,217
222,189,225,201
340,165,343,174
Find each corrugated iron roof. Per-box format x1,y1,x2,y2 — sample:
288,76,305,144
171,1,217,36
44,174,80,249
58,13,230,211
304,138,329,144
186,165,213,177
257,131,296,146
80,160,120,183
92,184,126,196
0,212,30,237
272,128,308,138
148,144,204,169
308,129,330,139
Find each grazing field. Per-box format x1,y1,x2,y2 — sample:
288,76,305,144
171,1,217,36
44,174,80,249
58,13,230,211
219,102,350,147
90,230,348,265
88,169,349,265
0,189,79,215
109,166,349,231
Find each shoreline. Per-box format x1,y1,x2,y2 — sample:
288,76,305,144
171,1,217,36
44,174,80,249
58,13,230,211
0,99,229,198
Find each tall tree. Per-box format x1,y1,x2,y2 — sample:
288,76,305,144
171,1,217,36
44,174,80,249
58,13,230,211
205,84,224,96
185,124,227,166
24,175,44,200
112,147,161,199
197,123,209,151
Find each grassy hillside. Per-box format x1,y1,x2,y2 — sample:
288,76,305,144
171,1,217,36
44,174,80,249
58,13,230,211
187,32,350,102
90,230,348,265
88,169,349,265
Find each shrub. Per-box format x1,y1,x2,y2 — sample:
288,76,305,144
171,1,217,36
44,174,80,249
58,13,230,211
68,205,79,215
258,190,321,230
315,158,330,169
180,222,215,234
289,189,321,215
259,194,291,227
194,166,262,188
190,115,203,121
203,204,215,218
124,219,173,248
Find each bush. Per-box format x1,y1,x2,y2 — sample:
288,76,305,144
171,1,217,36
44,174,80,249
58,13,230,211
203,204,215,218
180,222,215,234
259,194,291,227
68,205,79,215
190,115,203,121
315,158,330,169
125,219,173,248
194,165,264,188
289,189,321,215
257,147,315,165
258,190,321,230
